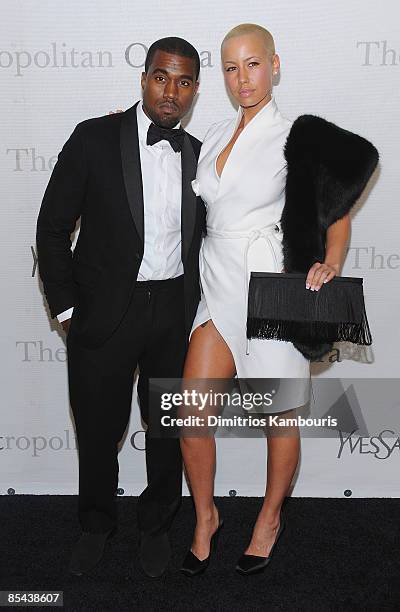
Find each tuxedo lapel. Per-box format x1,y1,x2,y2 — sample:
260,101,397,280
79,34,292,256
120,101,144,244
181,133,198,264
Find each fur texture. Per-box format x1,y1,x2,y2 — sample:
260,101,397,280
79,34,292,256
280,114,379,360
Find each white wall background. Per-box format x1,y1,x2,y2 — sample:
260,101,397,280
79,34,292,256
1,0,399,498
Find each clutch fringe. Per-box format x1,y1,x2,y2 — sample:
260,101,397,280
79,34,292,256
247,315,372,345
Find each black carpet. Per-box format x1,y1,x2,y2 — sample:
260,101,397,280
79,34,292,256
1,496,399,611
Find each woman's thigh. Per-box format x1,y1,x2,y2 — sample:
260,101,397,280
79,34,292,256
184,320,236,379
179,321,236,434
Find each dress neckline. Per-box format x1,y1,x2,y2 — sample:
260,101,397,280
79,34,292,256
214,95,278,181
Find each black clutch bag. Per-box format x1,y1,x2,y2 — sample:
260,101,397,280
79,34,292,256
246,272,372,361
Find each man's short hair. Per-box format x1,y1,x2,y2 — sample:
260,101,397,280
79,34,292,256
145,37,200,79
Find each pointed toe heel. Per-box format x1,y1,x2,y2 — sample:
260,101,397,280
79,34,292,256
180,518,224,577
236,517,285,576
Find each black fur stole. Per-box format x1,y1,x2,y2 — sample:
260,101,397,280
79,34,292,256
280,114,379,360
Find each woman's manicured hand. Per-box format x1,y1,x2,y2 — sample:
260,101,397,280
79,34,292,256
305,261,339,291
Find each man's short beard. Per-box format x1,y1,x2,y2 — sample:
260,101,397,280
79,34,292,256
144,104,180,129
157,115,180,129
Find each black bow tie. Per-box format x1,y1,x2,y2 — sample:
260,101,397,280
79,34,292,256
146,122,184,152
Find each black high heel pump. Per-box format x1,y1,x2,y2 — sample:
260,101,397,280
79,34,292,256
180,517,224,577
236,513,285,575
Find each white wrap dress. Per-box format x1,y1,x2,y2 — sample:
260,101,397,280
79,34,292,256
190,96,310,410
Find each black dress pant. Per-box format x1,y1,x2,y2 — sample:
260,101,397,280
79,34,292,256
66,275,186,534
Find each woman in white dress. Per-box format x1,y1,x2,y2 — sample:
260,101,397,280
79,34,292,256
180,24,351,576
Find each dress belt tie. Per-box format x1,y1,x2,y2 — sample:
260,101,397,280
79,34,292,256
206,222,282,355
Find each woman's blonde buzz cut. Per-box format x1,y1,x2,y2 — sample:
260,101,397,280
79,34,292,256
221,23,276,60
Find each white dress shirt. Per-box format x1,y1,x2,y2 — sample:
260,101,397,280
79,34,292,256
57,102,184,323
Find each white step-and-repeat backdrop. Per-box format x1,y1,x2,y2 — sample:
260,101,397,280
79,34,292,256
2,0,399,497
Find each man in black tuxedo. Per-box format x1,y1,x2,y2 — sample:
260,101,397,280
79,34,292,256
36,37,205,577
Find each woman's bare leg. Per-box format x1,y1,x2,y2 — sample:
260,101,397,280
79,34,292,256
180,320,235,560
244,413,299,556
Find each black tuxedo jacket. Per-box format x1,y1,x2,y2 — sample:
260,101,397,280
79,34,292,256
36,101,206,348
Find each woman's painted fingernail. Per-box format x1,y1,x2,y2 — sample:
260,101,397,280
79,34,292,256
306,283,310,289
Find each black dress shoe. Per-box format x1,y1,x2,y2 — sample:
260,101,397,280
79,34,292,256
236,516,285,575
69,527,115,576
180,517,224,577
139,530,171,578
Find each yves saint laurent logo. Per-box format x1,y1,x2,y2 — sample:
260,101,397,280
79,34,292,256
337,429,400,459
